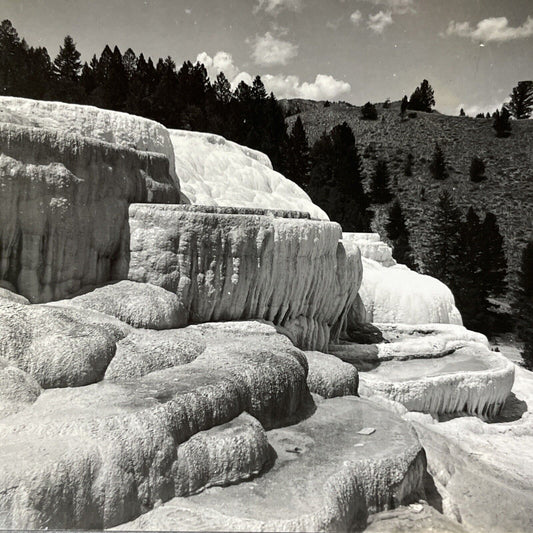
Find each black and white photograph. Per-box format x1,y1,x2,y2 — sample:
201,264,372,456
0,0,532,531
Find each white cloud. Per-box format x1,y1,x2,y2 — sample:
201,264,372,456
445,16,533,42
262,73,351,100
362,0,415,15
254,0,303,16
368,11,393,33
231,71,254,90
350,10,362,25
196,51,240,81
251,32,299,66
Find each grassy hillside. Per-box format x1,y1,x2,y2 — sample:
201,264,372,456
284,99,533,291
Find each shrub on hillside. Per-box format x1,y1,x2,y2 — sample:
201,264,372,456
429,143,448,180
493,107,512,138
469,157,486,182
361,102,378,120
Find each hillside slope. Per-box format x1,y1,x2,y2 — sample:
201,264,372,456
285,100,533,289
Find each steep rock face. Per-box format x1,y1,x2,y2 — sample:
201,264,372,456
125,204,362,350
169,129,327,219
0,96,180,189
0,122,179,302
343,233,462,325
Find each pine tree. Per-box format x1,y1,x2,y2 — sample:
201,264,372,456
283,116,310,189
404,152,414,176
455,207,487,331
469,157,486,182
493,107,512,137
400,95,408,116
429,142,448,180
513,240,533,369
422,190,462,286
385,199,416,269
53,35,81,82
213,72,232,103
480,212,507,298
370,159,393,204
508,81,533,119
408,79,435,112
0,19,29,95
361,102,378,120
460,108,465,116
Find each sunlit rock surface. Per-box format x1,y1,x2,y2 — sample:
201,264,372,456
305,350,358,398
0,96,180,188
56,280,187,330
332,323,513,418
0,117,179,302
114,396,426,532
0,321,310,530
409,365,533,533
343,233,462,325
0,358,41,419
170,129,327,219
125,204,362,350
360,345,514,418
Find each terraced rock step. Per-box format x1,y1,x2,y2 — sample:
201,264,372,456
116,396,426,532
0,321,309,530
359,345,514,418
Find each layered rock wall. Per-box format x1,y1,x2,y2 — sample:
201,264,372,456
0,123,179,302
126,204,362,350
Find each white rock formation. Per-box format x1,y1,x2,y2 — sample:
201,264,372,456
359,344,515,418
114,396,426,532
0,96,180,189
342,233,462,325
305,351,358,398
0,120,179,302
126,204,362,350
170,129,327,219
0,320,311,530
410,365,533,533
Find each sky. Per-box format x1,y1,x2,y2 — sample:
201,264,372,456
1,0,532,115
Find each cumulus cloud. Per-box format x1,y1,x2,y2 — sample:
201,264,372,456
196,51,240,81
262,73,351,100
254,0,303,16
362,0,415,15
251,32,299,66
368,11,393,33
445,16,533,42
231,71,254,89
350,10,362,25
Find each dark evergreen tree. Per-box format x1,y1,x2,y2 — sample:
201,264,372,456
469,156,486,182
385,199,416,269
0,19,29,95
480,212,507,298
421,190,462,286
493,107,512,137
23,46,52,99
404,152,414,176
459,108,465,116
455,207,487,331
308,123,369,231
212,72,232,103
283,116,310,189
407,79,435,112
429,142,448,180
400,95,408,116
53,35,81,81
508,81,533,119
513,240,533,369
361,102,378,120
370,159,393,204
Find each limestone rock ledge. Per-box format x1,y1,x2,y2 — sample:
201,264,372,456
114,396,426,532
0,123,179,302
0,321,310,530
125,204,362,351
